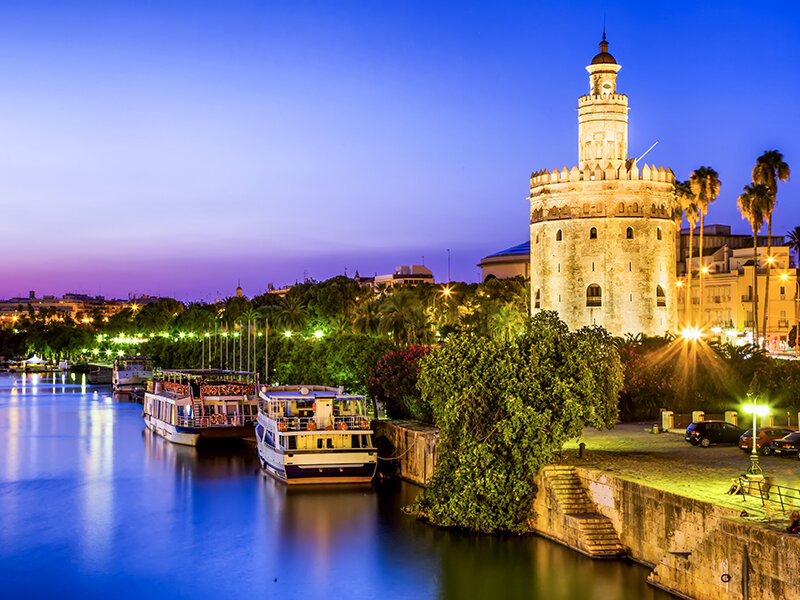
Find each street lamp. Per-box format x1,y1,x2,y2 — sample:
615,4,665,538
743,402,770,476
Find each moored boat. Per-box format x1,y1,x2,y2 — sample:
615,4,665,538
113,355,153,393
255,385,377,484
143,369,259,446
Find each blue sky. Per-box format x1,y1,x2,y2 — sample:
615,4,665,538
1,1,798,300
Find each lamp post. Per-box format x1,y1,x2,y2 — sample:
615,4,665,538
743,401,770,476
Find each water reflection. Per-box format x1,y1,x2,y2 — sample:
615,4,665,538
0,373,675,599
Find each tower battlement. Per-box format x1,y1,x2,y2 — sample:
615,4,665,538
578,93,628,104
529,163,675,189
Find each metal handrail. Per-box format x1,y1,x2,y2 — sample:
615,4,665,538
175,413,257,428
268,414,371,432
736,477,800,515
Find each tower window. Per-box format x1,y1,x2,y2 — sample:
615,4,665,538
534,289,540,309
535,233,539,244
656,285,666,307
589,227,597,239
626,227,633,239
556,229,562,241
657,227,662,240
618,203,625,213
586,285,602,307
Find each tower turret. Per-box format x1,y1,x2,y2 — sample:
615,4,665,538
578,34,629,170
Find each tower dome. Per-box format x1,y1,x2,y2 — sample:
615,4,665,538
591,34,616,65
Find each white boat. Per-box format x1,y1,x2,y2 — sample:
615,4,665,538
255,385,377,484
143,369,259,446
112,355,153,393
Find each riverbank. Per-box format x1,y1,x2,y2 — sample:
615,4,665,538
374,420,800,600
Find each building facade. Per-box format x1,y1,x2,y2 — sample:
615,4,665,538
676,226,798,350
528,37,678,336
477,241,530,282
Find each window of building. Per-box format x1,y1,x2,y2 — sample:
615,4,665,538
556,229,562,241
535,233,539,244
590,227,597,239
586,284,602,307
626,227,633,239
657,227,662,240
618,203,625,213
656,285,666,307
534,289,540,309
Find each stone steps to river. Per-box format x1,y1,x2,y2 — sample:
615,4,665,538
542,466,625,559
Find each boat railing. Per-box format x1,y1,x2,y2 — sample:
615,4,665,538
270,414,371,432
175,413,257,428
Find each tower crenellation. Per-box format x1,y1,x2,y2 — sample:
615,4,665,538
528,35,678,337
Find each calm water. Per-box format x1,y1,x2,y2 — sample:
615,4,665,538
0,373,675,600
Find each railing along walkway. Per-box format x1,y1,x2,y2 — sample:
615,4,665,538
734,477,800,516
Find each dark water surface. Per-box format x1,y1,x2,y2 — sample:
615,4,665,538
0,373,675,599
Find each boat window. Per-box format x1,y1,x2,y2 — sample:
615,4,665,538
317,439,323,449
362,434,370,447
288,437,297,450
279,435,285,449
326,438,334,449
255,424,264,440
352,435,361,448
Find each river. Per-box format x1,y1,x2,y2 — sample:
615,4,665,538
0,373,675,599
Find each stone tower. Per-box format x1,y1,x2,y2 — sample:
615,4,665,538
528,36,678,336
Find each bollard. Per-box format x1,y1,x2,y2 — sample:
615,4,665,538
661,410,674,430
724,411,738,426
692,411,705,423
652,423,660,434
578,442,585,458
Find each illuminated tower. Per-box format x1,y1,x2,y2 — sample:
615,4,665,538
528,37,677,336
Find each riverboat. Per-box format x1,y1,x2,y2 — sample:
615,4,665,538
255,385,377,484
87,365,113,384
112,355,153,393
143,369,259,446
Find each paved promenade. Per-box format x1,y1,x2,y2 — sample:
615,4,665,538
562,423,800,525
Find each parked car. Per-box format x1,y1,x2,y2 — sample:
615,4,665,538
769,432,800,458
738,427,795,456
685,421,744,447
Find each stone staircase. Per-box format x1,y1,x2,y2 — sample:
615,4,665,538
545,466,625,558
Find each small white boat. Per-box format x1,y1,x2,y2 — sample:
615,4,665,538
113,355,153,393
143,369,259,446
255,385,377,484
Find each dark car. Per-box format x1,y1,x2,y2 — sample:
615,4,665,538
738,427,795,456
769,432,800,458
685,421,744,447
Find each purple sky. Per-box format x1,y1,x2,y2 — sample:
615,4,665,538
1,1,798,301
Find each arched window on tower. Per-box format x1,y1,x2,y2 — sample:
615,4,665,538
589,227,597,239
534,289,540,309
656,285,666,307
626,227,633,239
657,227,662,240
556,229,562,241
586,284,602,307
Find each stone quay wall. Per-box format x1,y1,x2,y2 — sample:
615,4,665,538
372,420,438,487
377,421,800,600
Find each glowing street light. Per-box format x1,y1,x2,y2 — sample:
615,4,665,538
283,331,292,338
680,327,703,342
743,402,770,476
314,330,324,339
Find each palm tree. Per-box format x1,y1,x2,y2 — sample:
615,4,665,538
689,167,721,328
753,150,790,348
737,183,769,343
379,292,426,345
788,226,800,265
490,303,526,342
674,180,697,325
276,296,307,333
354,302,382,335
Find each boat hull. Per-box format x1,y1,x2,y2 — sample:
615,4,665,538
144,414,253,447
257,440,377,485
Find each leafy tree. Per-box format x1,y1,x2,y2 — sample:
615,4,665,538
367,346,432,420
411,312,622,533
753,150,790,348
